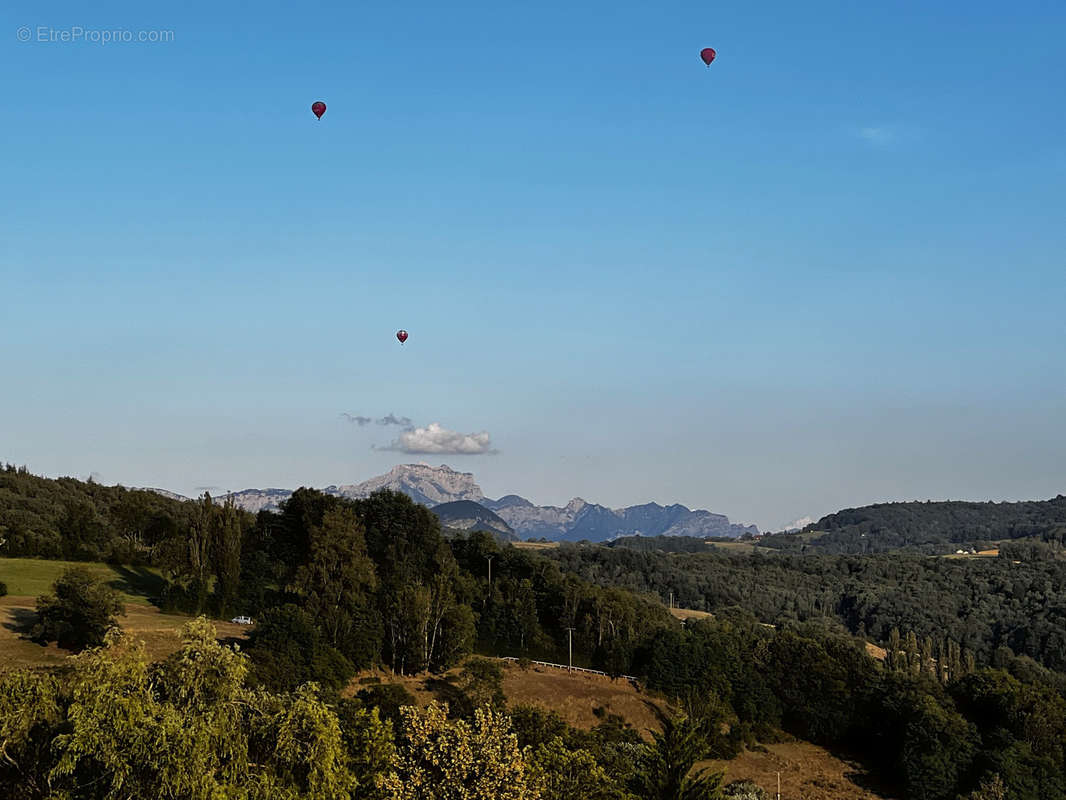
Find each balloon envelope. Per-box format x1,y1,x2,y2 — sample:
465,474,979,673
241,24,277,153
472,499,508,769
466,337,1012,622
311,101,326,119
396,330,408,344
700,48,716,66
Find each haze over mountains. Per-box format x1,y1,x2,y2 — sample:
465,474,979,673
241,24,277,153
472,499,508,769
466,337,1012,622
159,463,758,542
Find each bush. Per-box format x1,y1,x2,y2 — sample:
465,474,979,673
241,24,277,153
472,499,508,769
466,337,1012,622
31,567,125,651
245,604,355,693
510,705,569,750
0,581,7,597
724,780,770,800
452,658,505,718
356,683,417,724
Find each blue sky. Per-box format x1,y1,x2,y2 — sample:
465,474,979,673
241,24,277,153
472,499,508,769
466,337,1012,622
2,0,1064,530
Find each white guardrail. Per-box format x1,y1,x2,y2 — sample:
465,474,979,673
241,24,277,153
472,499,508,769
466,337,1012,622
498,656,638,683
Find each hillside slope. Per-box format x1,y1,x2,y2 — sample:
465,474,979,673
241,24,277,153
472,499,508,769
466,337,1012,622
0,465,195,561
763,496,1066,554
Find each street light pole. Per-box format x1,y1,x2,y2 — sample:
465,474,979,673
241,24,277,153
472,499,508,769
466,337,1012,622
486,555,494,588
566,627,575,673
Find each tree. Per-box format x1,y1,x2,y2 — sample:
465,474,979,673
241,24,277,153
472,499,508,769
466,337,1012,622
212,499,243,616
509,579,541,651
962,774,1007,800
887,627,902,671
631,715,725,800
529,736,629,800
246,604,355,693
905,630,921,675
290,505,379,666
356,684,418,725
31,566,125,651
188,493,215,612
336,700,396,800
383,702,540,800
453,658,506,718
0,669,62,800
896,694,976,800
0,619,369,800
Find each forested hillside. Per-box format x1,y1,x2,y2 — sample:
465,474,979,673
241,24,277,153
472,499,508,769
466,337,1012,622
6,467,1066,797
544,545,1066,673
762,496,1066,554
0,464,202,562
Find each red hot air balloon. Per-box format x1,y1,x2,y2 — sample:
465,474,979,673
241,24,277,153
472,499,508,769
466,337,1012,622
700,48,716,66
396,330,408,344
311,101,326,119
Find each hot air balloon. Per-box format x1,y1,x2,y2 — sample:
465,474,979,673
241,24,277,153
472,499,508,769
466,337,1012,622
700,48,716,66
311,101,326,120
396,330,408,344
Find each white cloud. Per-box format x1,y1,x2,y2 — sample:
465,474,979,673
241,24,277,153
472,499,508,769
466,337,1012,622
342,413,412,427
378,422,497,455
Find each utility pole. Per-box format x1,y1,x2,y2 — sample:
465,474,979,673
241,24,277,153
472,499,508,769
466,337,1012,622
669,591,674,610
486,555,494,588
566,627,575,673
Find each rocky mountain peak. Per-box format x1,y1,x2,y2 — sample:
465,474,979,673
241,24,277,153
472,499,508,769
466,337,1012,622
165,464,757,542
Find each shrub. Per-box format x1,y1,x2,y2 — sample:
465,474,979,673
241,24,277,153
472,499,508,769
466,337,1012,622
356,683,417,724
724,779,771,800
31,567,125,651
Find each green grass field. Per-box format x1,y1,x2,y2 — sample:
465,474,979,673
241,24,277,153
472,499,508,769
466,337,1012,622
0,558,164,604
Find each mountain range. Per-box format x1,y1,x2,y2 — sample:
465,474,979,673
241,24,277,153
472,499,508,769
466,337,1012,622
156,463,757,542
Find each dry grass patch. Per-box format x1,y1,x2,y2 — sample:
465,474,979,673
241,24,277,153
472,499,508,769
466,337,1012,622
708,541,759,554
701,741,895,800
669,607,713,622
347,660,670,739
864,641,887,661
0,596,250,672
501,663,667,737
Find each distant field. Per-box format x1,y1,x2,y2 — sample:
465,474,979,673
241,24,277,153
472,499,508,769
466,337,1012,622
0,596,249,672
0,558,164,604
940,549,1000,560
709,540,766,554
512,541,560,550
669,607,713,622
